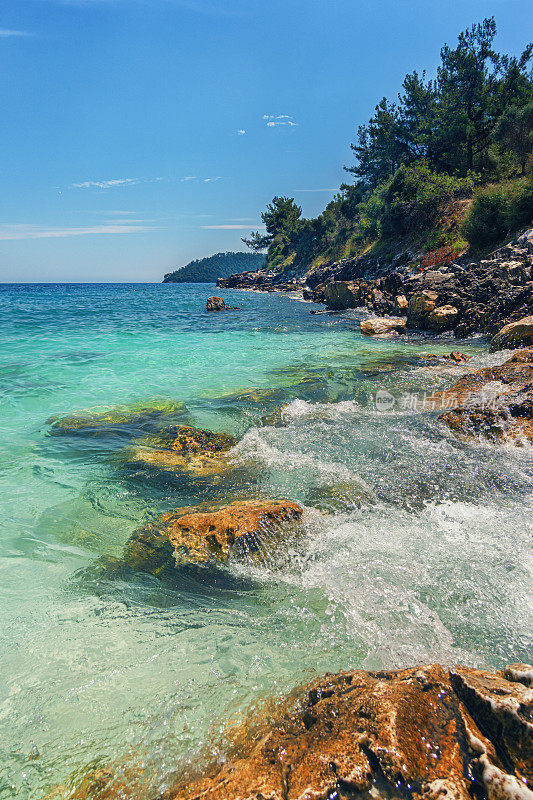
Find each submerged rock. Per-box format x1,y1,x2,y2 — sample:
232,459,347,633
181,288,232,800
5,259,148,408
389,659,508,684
490,315,533,352
47,398,188,436
429,349,533,443
123,499,303,573
360,316,406,336
304,479,376,512
123,425,237,477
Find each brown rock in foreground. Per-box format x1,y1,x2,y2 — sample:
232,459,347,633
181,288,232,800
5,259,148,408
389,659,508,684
167,664,532,800
124,499,303,573
429,348,533,443
360,316,406,336
66,663,532,800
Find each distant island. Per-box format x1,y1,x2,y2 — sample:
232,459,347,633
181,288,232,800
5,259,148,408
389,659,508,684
162,251,266,283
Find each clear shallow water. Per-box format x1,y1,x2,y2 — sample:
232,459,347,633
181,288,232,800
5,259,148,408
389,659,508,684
0,283,531,798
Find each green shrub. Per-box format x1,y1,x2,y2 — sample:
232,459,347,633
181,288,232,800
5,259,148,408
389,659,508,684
507,178,533,230
380,161,475,238
462,177,533,249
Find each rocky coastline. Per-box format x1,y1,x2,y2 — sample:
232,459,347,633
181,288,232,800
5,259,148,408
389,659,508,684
218,227,533,339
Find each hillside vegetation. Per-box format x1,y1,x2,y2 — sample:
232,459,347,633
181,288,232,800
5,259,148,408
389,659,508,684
243,19,532,277
163,252,266,283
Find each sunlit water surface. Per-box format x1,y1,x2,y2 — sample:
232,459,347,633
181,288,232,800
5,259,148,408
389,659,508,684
0,283,531,798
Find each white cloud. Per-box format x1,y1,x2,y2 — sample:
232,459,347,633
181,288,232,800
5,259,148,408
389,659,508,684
237,129,246,135
0,223,158,240
180,176,221,183
0,29,30,37
263,114,297,128
202,224,265,230
71,177,164,190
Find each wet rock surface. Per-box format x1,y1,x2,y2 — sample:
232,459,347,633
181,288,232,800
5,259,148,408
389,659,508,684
67,663,533,800
360,316,407,336
429,349,533,444
122,425,237,477
122,499,303,573
169,664,533,800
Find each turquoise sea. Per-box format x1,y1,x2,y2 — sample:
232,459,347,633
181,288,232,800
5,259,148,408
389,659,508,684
0,283,532,798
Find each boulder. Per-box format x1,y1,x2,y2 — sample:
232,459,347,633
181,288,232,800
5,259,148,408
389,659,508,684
61,662,533,800
206,296,238,311
123,499,303,573
490,315,533,351
393,294,408,314
165,663,533,800
123,425,237,477
407,290,439,327
360,316,406,336
425,304,459,331
323,281,359,310
429,348,533,443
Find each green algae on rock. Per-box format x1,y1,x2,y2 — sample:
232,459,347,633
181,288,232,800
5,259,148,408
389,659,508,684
304,479,376,513
122,425,237,478
47,398,189,436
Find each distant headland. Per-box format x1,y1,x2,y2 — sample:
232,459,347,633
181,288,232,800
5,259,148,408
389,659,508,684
162,251,266,283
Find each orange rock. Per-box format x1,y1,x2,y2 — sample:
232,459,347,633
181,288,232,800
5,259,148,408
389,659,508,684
168,664,533,800
428,349,533,443
61,664,533,800
124,499,303,573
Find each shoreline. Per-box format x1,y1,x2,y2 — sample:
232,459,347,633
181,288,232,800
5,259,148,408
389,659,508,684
217,227,533,341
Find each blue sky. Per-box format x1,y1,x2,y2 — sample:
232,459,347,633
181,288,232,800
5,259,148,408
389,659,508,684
0,0,531,282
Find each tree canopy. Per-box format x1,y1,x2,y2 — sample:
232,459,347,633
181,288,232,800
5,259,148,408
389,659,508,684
243,18,532,270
